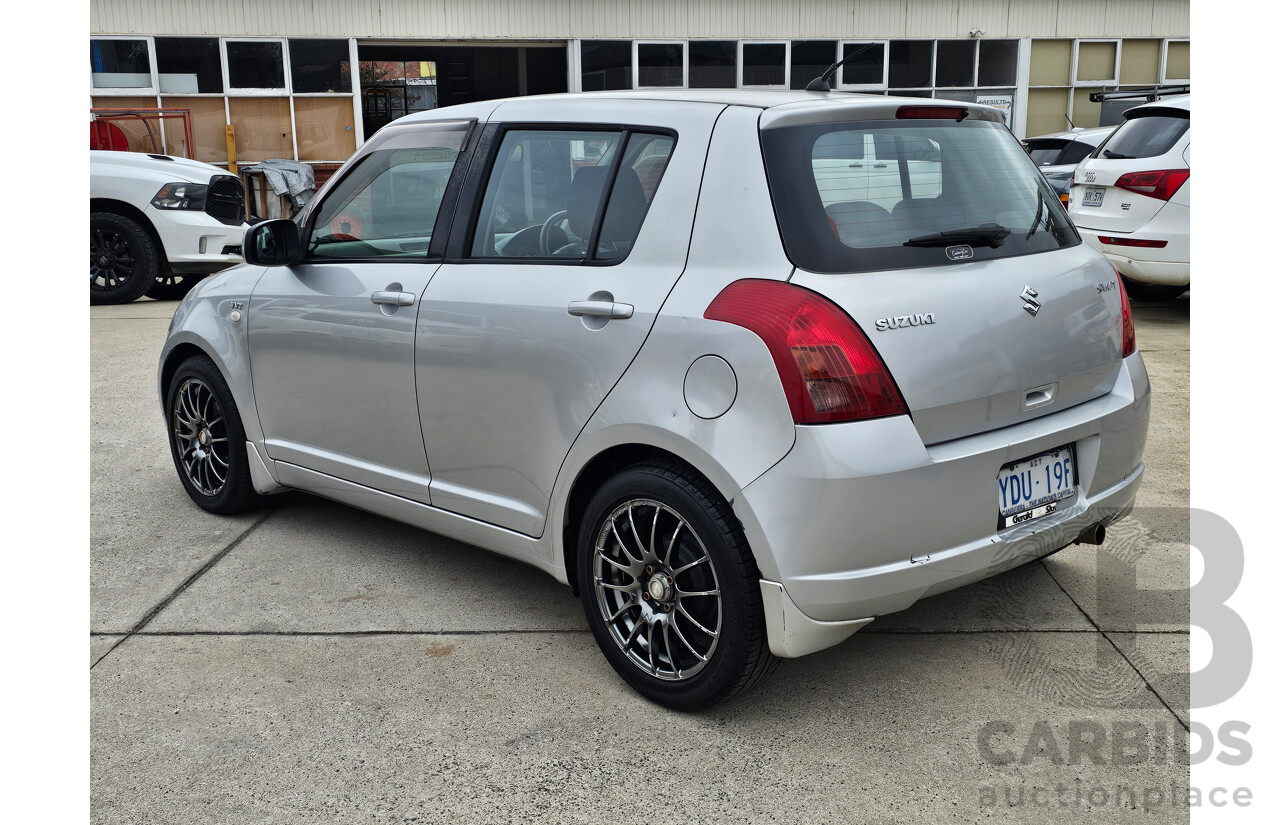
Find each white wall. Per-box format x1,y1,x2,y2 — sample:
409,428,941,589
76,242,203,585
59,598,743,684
91,0,1190,39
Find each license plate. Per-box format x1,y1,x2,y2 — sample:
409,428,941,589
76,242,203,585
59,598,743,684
1083,186,1105,207
997,446,1076,528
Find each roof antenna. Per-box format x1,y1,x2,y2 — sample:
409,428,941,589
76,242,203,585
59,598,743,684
806,43,878,92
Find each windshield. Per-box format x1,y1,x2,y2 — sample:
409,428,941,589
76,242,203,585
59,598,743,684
761,119,1078,274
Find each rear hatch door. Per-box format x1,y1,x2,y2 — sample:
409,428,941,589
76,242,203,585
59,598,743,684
760,107,1126,445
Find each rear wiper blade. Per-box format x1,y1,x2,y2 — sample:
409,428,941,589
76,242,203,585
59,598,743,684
1103,150,1133,159
903,223,1011,248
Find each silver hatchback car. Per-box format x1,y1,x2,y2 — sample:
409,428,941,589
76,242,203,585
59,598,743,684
159,91,1149,709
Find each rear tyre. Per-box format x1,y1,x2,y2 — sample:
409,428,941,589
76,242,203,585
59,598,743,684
90,212,158,305
147,266,203,301
165,354,265,515
1121,277,1186,302
577,462,779,710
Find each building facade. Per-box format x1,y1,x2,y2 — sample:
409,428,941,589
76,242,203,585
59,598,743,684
90,0,1190,174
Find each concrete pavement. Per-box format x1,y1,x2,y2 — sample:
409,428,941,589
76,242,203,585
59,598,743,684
91,295,1191,823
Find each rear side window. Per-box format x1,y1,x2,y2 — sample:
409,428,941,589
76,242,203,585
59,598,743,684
762,119,1078,274
1094,112,1188,160
469,129,673,262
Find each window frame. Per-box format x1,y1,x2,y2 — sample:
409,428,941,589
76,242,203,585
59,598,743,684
298,118,478,265
1159,38,1190,84
738,40,790,89
222,36,291,95
89,35,158,95
633,40,687,89
835,40,890,92
448,122,678,267
1071,38,1121,86
153,36,226,95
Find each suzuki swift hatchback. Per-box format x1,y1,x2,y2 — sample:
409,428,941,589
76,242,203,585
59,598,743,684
160,91,1149,709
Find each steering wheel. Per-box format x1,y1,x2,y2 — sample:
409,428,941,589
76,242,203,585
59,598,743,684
539,210,570,255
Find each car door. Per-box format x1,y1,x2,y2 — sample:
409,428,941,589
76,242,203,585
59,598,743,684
416,100,721,536
248,119,475,503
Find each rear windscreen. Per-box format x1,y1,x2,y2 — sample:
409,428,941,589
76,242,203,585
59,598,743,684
1025,138,1069,166
761,119,1078,274
1093,112,1189,160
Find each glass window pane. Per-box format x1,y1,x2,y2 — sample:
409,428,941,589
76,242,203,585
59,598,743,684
289,39,352,93
581,40,632,91
227,97,292,160
889,40,932,88
638,43,683,87
1076,42,1116,82
935,40,975,87
227,41,285,89
1165,41,1190,80
689,41,736,88
155,38,222,93
470,130,624,259
295,98,357,161
161,96,229,163
790,40,836,90
90,39,151,88
840,42,884,85
889,89,933,98
743,43,786,86
1096,114,1188,159
978,40,1017,86
595,134,674,261
310,124,469,258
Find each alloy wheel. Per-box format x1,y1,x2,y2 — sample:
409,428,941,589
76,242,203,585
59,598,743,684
171,377,230,496
90,228,136,292
592,499,722,681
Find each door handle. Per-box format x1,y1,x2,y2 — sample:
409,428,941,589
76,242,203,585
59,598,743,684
568,300,633,320
873,163,888,168
371,290,416,307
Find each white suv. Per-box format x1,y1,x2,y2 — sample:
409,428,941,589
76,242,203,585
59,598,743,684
90,151,249,304
1067,95,1190,300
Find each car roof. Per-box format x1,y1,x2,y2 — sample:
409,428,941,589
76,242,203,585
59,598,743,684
395,90,1007,127
1127,94,1190,114
1026,125,1115,143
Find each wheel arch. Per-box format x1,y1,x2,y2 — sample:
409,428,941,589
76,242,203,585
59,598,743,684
560,442,741,597
91,198,166,259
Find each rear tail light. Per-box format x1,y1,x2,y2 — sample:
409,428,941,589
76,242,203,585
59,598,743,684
1098,236,1168,248
1114,169,1189,201
704,280,908,424
896,106,968,121
1116,269,1136,358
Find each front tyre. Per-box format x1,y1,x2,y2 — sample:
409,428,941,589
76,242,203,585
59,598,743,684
165,355,264,515
90,212,159,305
577,462,778,710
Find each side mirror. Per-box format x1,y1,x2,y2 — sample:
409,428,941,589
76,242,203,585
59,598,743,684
243,219,302,266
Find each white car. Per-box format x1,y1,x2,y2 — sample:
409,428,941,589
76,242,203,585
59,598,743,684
1067,96,1190,300
90,151,249,304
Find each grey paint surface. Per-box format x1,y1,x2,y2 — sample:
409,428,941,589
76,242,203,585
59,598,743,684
93,295,1189,822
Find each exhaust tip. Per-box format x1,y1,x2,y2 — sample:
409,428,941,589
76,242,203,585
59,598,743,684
1074,522,1107,546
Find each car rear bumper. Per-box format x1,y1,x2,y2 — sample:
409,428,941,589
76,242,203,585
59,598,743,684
737,353,1150,655
1075,200,1189,286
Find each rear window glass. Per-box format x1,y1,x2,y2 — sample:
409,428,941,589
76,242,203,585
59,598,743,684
1094,112,1188,160
762,119,1078,274
1025,139,1069,166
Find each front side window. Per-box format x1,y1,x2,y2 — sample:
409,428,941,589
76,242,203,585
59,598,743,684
762,118,1078,273
308,123,469,259
470,129,673,262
